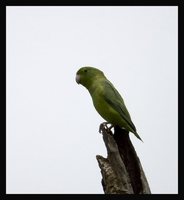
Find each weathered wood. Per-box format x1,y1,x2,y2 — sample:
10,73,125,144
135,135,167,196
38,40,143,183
96,124,151,194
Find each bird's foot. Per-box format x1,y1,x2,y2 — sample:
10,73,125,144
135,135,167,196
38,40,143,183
99,122,114,135
99,122,109,132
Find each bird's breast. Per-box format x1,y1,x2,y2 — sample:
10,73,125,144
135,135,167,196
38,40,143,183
91,87,118,124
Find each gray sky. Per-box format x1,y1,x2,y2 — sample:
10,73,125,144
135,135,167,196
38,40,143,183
6,6,178,194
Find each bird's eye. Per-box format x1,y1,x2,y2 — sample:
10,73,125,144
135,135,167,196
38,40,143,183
84,69,87,73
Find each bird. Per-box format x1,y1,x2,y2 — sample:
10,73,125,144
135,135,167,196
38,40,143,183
75,66,142,141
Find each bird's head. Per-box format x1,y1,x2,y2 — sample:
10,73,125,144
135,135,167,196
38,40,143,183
76,66,105,89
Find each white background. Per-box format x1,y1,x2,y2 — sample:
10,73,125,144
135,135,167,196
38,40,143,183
7,6,178,194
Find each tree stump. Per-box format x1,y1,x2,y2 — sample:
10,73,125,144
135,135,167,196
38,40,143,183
96,124,151,194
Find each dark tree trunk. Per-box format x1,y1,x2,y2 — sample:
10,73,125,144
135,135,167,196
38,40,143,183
96,124,151,194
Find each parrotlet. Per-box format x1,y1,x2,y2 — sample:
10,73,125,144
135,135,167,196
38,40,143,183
76,66,142,141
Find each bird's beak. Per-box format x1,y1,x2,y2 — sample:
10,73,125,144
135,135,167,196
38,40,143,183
75,74,80,84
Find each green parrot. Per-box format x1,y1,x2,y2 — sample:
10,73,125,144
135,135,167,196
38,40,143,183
75,66,142,141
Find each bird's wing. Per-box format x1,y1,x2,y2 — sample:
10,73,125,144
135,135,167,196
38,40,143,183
103,80,136,132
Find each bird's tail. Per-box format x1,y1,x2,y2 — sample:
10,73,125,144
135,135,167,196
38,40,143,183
133,131,143,142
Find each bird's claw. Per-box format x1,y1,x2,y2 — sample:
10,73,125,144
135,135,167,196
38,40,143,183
99,122,114,135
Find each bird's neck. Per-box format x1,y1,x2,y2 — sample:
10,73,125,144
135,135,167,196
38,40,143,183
87,77,105,96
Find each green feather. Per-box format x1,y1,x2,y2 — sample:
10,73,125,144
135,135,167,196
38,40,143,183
76,66,143,141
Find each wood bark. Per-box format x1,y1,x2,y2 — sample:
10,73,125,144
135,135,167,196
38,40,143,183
96,124,151,194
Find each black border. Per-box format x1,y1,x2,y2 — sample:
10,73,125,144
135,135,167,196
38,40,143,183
1,0,183,199
178,1,184,197
0,0,182,6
